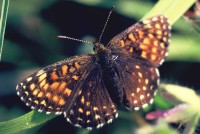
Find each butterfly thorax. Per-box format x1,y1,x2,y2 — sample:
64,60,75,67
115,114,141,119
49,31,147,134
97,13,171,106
94,42,124,106
94,42,112,66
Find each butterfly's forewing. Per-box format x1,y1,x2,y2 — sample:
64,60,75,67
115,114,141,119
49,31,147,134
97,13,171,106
115,56,159,110
107,15,171,67
16,54,95,114
64,65,117,129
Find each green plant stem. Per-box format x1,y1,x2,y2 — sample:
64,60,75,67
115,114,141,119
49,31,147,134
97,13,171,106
0,0,9,61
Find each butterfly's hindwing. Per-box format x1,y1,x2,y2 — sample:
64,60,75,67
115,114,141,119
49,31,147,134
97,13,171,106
114,56,159,110
64,65,118,129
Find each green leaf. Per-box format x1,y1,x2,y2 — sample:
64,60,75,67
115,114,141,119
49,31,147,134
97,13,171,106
0,111,57,134
0,0,9,61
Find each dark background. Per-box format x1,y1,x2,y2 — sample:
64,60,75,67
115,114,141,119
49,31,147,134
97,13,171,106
0,0,200,134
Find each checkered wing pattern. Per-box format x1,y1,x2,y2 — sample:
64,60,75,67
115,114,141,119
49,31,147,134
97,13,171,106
115,56,159,110
107,15,171,67
16,54,117,129
107,15,170,110
64,65,117,129
16,54,95,114
16,14,171,130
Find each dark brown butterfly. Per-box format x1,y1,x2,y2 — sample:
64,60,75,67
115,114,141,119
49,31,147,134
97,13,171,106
16,15,171,130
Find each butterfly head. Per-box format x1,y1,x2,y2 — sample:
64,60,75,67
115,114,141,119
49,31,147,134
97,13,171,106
93,42,111,54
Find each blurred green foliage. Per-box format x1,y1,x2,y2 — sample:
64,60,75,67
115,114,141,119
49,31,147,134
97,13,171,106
0,0,199,134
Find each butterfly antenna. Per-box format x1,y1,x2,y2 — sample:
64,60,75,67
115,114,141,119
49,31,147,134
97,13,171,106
57,35,94,45
98,5,115,43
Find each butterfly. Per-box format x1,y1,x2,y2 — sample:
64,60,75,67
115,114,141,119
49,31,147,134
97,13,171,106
16,15,171,130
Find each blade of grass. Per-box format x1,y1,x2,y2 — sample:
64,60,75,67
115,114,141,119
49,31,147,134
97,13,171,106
0,0,9,61
142,0,196,24
0,0,196,133
0,111,57,134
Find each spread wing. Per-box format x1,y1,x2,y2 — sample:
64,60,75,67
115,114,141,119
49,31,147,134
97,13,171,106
107,15,171,67
16,54,117,129
106,15,171,109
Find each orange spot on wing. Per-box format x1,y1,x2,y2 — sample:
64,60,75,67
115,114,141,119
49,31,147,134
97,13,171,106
81,96,85,104
157,35,162,39
30,84,35,91
138,72,143,78
139,44,148,50
62,65,68,75
152,47,157,53
72,75,79,80
151,54,157,61
37,92,44,98
120,40,125,47
64,88,72,96
51,72,59,80
40,100,47,106
46,92,52,99
69,67,75,73
53,95,59,103
58,82,67,92
74,62,81,69
38,73,47,82
160,42,165,48
50,82,60,90
48,106,53,109
43,83,49,91
143,38,150,45
129,47,133,53
39,79,46,88
58,98,66,106
141,51,148,59
138,31,144,38
148,34,154,38
86,101,90,106
153,40,159,46
34,100,39,105
86,111,91,115
155,23,161,28
78,108,83,113
163,37,167,42
33,89,39,96
156,30,162,35
161,50,165,55
128,33,136,42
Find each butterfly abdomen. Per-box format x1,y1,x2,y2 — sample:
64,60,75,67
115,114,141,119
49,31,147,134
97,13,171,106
96,49,123,106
